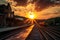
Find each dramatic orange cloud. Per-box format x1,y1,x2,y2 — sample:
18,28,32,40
6,0,60,19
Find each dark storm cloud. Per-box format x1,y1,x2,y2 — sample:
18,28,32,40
34,0,60,11
9,0,60,11
14,0,28,6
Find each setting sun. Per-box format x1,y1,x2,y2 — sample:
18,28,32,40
29,13,34,19
25,11,37,24
26,11,37,19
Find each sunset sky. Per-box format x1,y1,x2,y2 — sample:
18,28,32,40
0,0,60,19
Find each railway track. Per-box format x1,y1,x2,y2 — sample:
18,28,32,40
0,26,30,40
26,24,60,40
0,24,60,40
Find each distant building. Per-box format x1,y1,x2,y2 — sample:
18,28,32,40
0,3,14,27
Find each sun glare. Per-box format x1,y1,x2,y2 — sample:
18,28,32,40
26,11,36,19
25,11,37,24
29,13,34,19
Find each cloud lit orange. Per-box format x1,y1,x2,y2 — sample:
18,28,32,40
6,0,60,19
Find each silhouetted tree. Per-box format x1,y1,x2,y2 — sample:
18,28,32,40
45,17,60,26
